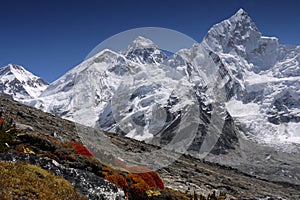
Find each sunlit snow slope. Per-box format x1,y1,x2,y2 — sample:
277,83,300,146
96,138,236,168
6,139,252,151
199,9,300,146
0,64,48,101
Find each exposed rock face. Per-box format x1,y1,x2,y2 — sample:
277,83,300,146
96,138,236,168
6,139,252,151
0,153,125,200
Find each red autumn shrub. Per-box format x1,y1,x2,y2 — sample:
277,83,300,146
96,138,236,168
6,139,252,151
126,166,164,190
134,172,156,188
140,171,164,190
104,173,128,189
102,166,129,190
66,142,93,157
128,173,151,196
101,159,164,199
148,171,164,190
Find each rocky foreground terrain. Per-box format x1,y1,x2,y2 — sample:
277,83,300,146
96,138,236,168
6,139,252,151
0,96,299,199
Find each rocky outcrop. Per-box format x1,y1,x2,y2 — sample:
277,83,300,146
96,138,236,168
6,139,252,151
0,153,125,200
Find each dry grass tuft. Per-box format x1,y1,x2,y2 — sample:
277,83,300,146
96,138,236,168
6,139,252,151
0,161,87,200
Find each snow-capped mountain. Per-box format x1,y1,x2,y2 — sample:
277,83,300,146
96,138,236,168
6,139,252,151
32,49,142,126
2,8,300,187
4,9,300,152
30,37,200,136
198,9,300,147
0,64,48,101
26,34,236,156
122,36,168,65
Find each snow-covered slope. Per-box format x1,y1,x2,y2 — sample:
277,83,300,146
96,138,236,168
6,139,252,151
0,64,48,101
122,36,168,65
28,34,236,155
6,9,300,151
30,49,136,122
199,9,300,147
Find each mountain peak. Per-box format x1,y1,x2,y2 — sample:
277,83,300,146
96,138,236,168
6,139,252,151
7,64,27,73
121,36,167,64
203,8,261,53
1,64,25,76
7,63,20,69
229,8,255,26
0,64,48,100
235,8,248,17
123,36,158,53
132,36,157,48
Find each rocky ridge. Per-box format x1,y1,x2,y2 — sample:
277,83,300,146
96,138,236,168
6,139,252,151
0,96,299,199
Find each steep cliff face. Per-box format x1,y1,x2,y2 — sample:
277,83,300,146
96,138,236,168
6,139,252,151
199,9,300,147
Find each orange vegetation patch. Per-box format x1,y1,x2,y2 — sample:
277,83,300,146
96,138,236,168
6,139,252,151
128,173,151,196
102,163,165,199
126,166,164,190
105,173,129,189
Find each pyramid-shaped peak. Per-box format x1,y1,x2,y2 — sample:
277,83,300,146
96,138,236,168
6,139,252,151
128,36,158,49
235,8,248,16
7,64,26,71
205,8,259,37
133,36,156,45
203,8,261,53
229,8,255,25
121,36,159,56
1,64,25,75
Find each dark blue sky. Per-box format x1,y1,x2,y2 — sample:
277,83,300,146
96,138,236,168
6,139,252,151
1,0,299,83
